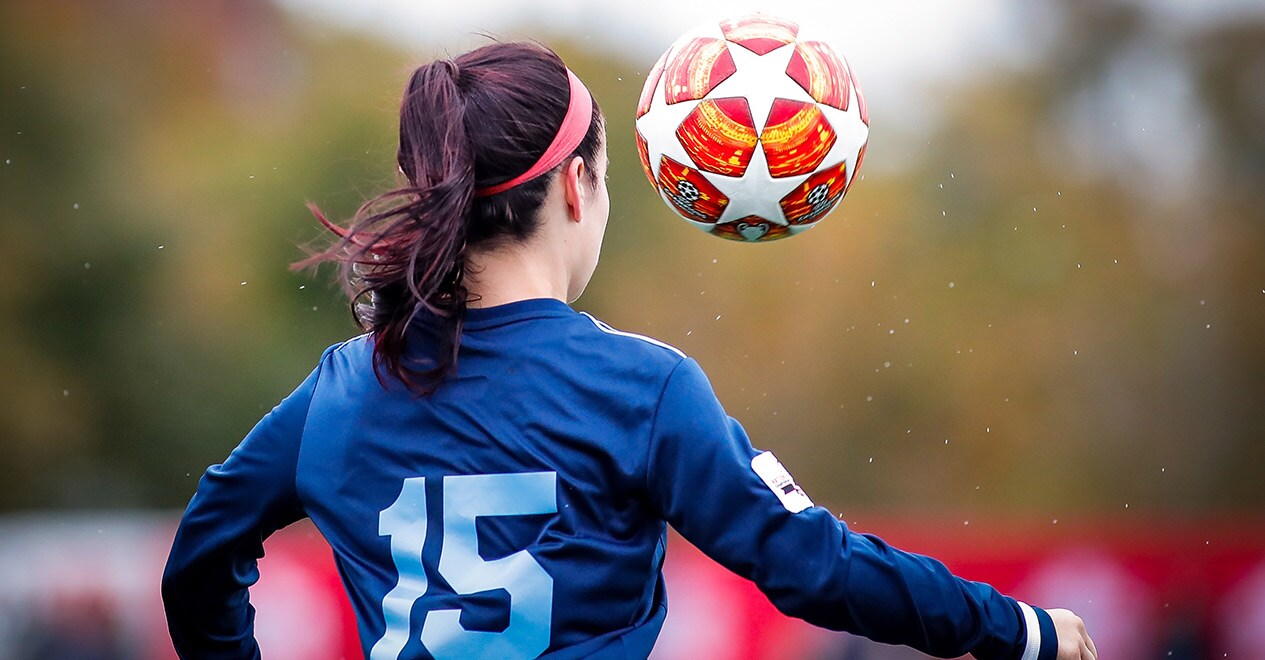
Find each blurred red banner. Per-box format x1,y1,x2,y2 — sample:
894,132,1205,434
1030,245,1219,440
0,513,1261,659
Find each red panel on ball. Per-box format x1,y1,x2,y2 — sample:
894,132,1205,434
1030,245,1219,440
635,129,653,187
785,41,850,111
676,97,758,177
760,98,837,178
637,50,669,118
663,38,737,104
712,216,791,242
719,15,799,55
779,161,847,225
656,155,729,224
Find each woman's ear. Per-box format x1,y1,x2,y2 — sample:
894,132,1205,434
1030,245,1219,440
562,156,587,223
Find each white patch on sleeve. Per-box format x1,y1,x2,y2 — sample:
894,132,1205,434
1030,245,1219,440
750,451,814,513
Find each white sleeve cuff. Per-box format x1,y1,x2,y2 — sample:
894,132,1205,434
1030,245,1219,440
1016,601,1042,660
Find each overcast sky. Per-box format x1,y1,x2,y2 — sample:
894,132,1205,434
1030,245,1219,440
274,0,1265,109
273,0,1265,177
273,0,1034,129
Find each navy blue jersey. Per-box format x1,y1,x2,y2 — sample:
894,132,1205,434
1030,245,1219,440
162,298,1058,660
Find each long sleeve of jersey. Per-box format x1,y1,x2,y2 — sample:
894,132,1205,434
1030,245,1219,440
645,358,1058,660
161,346,331,659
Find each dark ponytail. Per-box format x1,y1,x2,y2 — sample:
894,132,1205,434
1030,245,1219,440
293,42,604,396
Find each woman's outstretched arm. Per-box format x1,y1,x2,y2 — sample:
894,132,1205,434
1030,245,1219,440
644,357,1086,660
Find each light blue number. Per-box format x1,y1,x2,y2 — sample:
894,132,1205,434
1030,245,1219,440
371,472,558,660
421,472,557,659
370,477,429,660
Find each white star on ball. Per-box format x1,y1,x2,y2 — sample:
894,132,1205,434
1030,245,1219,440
635,91,698,183
706,40,815,135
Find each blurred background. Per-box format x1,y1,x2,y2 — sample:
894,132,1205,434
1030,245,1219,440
1,0,1264,657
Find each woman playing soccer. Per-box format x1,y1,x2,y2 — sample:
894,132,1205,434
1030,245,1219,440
161,42,1096,660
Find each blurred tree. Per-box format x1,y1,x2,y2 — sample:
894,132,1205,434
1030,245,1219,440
0,0,1261,518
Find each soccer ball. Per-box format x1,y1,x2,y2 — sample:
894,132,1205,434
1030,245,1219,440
635,13,869,242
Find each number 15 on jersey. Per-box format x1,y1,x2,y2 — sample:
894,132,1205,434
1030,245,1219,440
371,472,558,660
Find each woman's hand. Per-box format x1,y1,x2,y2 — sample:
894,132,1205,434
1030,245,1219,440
1047,609,1097,660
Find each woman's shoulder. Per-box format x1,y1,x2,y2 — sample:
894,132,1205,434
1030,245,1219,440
327,332,372,355
310,333,373,371
574,312,688,363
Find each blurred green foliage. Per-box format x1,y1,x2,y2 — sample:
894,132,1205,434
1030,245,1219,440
1,1,1262,516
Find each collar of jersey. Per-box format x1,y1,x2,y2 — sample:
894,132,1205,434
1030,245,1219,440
464,297,574,329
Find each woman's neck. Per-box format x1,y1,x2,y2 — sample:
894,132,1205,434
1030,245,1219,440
464,242,569,308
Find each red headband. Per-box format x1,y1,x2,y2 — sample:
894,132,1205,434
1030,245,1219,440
475,69,593,197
